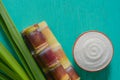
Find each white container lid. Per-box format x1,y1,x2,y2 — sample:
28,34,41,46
73,31,113,71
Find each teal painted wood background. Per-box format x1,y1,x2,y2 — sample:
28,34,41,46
0,0,120,80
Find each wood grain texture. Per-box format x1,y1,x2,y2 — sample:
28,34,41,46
0,0,120,80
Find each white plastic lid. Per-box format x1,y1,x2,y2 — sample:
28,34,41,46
73,31,113,71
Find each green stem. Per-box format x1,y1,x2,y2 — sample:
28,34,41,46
0,72,10,80
0,1,45,80
0,43,30,80
0,62,22,80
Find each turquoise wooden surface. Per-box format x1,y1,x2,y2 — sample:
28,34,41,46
0,0,120,80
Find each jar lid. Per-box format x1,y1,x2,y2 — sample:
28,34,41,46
73,31,113,71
